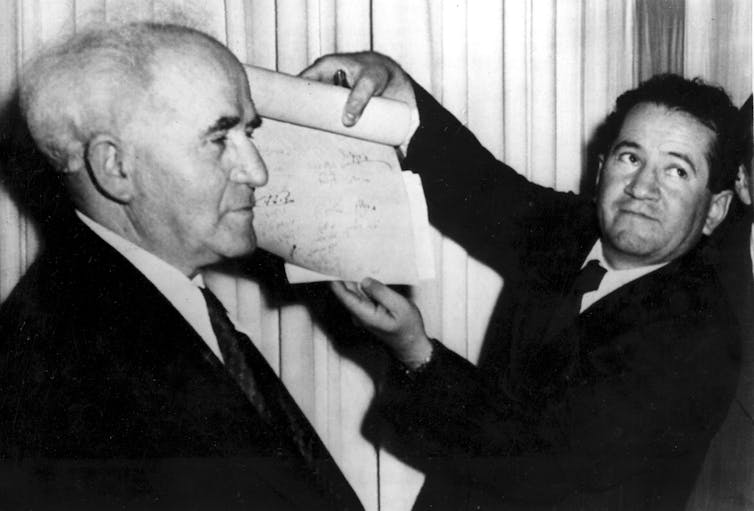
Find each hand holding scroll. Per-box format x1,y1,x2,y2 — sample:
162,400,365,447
299,52,417,128
330,279,433,369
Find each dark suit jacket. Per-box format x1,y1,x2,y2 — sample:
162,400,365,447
376,83,741,510
0,213,362,511
689,200,754,509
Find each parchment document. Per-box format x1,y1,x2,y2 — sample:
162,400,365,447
245,65,434,284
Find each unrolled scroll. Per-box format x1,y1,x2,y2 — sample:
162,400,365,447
245,65,434,284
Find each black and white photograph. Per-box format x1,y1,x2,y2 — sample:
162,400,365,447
0,1,751,510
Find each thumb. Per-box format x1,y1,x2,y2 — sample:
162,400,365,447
298,55,340,81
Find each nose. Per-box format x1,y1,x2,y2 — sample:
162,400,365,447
226,134,268,187
624,163,659,200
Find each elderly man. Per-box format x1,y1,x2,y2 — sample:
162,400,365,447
0,24,362,510
303,53,743,510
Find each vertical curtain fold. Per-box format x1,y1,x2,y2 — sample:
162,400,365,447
637,0,684,80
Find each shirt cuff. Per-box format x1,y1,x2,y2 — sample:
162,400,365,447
398,104,420,157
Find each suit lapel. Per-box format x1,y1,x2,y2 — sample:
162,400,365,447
507,247,713,400
64,216,225,368
573,253,693,348
57,217,361,508
556,247,725,384
56,217,276,435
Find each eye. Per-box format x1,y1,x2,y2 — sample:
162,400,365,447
617,152,640,165
668,166,689,179
211,135,227,148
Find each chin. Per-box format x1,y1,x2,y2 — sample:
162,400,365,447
214,236,257,261
228,242,257,259
608,232,661,258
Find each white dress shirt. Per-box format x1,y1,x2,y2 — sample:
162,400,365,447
580,240,667,312
76,210,224,361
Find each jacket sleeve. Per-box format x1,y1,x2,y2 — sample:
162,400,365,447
402,80,589,276
378,288,740,505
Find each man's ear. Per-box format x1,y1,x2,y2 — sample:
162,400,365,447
85,135,134,203
702,189,733,235
734,164,752,206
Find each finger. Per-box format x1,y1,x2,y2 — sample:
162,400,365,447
359,277,409,318
330,281,373,314
342,280,359,293
344,280,370,301
331,281,360,301
342,70,385,126
298,55,344,82
330,281,393,330
340,281,373,304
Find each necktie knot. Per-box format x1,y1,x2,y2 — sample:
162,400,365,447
200,287,243,365
544,259,607,340
200,287,230,327
572,259,606,294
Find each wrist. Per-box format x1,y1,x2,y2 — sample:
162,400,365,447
396,335,434,370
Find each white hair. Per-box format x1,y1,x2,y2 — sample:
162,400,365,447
20,22,229,173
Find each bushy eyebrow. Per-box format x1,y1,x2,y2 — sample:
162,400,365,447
204,116,239,135
666,151,697,175
610,140,640,153
204,115,262,136
611,140,698,175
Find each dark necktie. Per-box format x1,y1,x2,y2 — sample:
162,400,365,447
200,287,357,509
200,286,272,421
544,259,607,340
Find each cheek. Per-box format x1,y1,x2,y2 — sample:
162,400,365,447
599,168,624,193
664,187,702,223
597,177,624,215
170,163,227,217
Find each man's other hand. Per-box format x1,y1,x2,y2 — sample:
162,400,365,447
330,278,433,369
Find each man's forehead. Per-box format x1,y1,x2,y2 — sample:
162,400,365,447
146,49,252,115
151,43,239,81
618,103,714,155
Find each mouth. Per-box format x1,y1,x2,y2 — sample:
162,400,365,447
617,208,658,222
228,204,255,216
230,196,256,212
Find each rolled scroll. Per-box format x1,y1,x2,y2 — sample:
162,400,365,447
245,65,412,146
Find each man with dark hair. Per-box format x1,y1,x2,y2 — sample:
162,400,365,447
597,74,743,195
302,53,742,510
0,23,362,511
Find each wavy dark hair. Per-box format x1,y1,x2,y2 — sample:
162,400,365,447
595,74,741,193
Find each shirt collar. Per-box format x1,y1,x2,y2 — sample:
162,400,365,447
75,210,222,360
580,240,667,311
76,210,203,287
